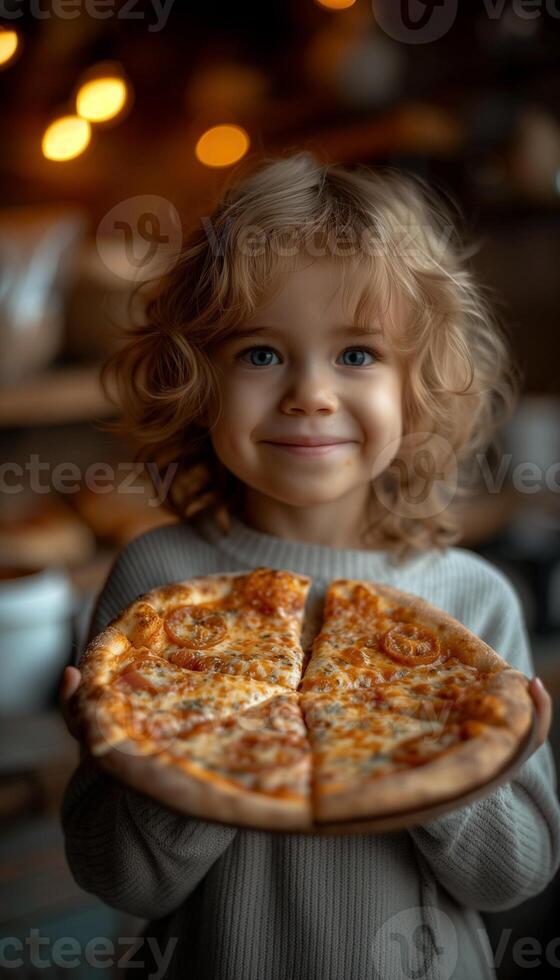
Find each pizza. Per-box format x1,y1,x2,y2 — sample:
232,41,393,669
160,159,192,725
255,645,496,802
74,568,534,832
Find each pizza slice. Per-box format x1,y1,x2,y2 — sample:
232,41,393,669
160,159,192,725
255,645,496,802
301,688,446,783
302,663,531,823
112,567,312,689
81,653,289,757
99,689,313,831
300,578,505,694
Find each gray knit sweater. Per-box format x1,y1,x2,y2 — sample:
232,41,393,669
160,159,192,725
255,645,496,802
61,514,560,980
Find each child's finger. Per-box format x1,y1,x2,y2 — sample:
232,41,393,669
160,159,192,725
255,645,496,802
60,665,81,701
59,666,83,739
528,677,553,747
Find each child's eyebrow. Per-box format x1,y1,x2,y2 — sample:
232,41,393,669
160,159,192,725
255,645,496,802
231,324,384,339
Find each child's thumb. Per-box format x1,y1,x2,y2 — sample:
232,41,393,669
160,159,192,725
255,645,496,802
60,665,81,702
59,666,83,741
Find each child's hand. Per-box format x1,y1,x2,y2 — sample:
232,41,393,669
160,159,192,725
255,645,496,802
58,665,83,741
528,676,553,748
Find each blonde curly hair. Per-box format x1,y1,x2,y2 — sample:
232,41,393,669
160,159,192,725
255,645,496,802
98,151,521,563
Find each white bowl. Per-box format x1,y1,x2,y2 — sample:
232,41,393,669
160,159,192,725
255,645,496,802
0,565,77,714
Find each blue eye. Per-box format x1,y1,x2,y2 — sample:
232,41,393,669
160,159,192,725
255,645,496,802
238,347,280,367
338,348,376,367
236,345,378,368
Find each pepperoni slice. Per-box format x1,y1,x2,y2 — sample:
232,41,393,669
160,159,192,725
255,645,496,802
117,668,158,694
338,645,372,668
233,568,304,617
381,623,440,666
168,649,216,671
164,605,227,648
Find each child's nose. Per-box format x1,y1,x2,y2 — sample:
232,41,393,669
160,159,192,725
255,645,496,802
279,368,339,414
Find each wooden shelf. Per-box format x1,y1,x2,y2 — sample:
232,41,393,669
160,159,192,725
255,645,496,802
0,364,114,427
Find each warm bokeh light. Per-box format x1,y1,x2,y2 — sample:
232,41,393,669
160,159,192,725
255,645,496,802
76,76,128,122
314,0,357,9
42,116,91,161
195,124,250,168
0,28,19,68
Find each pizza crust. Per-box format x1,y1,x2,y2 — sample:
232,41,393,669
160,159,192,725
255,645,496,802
78,626,135,688
116,601,168,654
476,667,534,739
138,574,247,616
314,725,521,823
96,737,313,831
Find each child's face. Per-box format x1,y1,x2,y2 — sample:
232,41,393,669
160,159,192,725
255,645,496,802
209,257,404,540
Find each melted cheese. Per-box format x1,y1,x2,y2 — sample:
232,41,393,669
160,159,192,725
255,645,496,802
159,569,311,689
301,579,480,694
169,693,312,798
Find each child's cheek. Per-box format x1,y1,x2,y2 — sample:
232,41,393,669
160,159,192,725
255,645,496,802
360,388,404,476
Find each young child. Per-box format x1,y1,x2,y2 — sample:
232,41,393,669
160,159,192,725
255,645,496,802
60,153,559,980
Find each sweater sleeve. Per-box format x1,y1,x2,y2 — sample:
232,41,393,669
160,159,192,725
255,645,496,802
60,529,237,920
409,571,560,913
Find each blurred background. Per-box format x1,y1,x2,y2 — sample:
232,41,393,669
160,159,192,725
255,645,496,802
0,1,559,976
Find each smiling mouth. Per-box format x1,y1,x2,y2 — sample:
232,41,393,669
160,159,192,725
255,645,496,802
262,441,355,456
